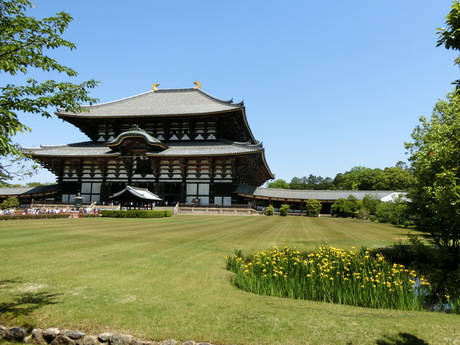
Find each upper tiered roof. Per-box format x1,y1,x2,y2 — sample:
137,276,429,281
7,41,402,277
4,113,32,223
56,87,244,118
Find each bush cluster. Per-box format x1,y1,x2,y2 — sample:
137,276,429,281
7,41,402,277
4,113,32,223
264,205,275,216
100,210,172,218
305,199,322,217
279,204,290,216
331,194,413,225
0,214,69,220
0,213,100,220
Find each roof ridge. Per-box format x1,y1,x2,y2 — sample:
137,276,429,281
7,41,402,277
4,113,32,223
57,87,244,115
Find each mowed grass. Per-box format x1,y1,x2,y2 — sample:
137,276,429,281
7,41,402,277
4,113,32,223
0,216,459,345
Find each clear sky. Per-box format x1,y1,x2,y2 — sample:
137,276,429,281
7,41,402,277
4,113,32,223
10,0,459,185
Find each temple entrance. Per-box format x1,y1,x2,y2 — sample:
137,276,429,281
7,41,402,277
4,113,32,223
109,185,161,209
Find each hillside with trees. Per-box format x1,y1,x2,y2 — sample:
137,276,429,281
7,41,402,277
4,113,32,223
268,163,414,191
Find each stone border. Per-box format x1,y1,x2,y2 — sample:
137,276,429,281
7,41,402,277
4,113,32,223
0,326,213,345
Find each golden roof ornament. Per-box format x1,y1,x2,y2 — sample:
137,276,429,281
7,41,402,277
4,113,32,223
193,81,202,89
152,83,160,91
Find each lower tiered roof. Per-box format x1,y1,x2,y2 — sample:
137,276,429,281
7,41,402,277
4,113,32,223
24,139,266,158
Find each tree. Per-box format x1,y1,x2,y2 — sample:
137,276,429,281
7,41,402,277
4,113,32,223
268,179,290,189
437,0,460,88
0,0,99,181
290,175,334,190
405,93,460,257
331,195,362,218
378,166,415,190
375,195,410,226
362,193,381,216
289,176,305,190
305,199,322,217
0,196,19,210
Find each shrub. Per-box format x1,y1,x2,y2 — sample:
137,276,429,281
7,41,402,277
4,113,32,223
100,210,170,218
305,199,322,217
362,194,381,215
0,196,19,210
375,197,410,225
0,214,69,220
279,204,290,216
264,205,275,216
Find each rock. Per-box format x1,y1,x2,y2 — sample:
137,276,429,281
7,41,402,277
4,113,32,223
43,328,60,343
6,327,27,342
182,341,195,345
81,335,101,345
30,329,47,345
160,340,178,345
141,341,159,345
66,331,86,340
51,335,76,345
98,333,111,343
0,325,7,339
109,333,133,345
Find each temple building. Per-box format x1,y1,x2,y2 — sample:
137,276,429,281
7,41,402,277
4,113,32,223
24,83,274,205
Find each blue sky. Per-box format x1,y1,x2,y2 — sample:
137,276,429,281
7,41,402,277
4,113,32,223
11,0,459,184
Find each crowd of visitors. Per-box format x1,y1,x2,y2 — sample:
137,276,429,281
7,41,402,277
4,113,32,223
25,207,70,215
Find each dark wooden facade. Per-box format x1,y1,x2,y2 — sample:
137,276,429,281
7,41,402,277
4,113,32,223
25,85,273,205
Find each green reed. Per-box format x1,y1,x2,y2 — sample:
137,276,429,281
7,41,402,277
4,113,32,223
226,245,431,311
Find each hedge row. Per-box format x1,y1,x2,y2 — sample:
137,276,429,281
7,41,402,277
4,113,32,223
0,213,99,221
100,210,172,218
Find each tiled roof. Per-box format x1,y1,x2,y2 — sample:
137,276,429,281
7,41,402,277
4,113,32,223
0,185,58,196
108,127,168,150
23,140,264,157
57,88,244,118
236,186,406,201
110,186,161,201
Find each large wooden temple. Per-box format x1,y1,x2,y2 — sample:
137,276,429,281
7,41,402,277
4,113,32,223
25,83,274,205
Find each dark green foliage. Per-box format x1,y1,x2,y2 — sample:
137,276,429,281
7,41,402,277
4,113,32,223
0,0,99,181
279,204,290,216
267,179,290,189
333,166,414,191
374,237,460,314
305,199,322,217
331,195,362,218
405,93,460,255
0,214,68,220
288,164,413,191
100,210,171,218
0,196,19,209
290,175,334,190
375,197,410,225
331,198,353,218
264,205,275,216
436,0,460,89
362,194,382,215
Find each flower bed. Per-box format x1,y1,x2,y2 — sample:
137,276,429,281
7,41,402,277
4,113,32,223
226,245,432,311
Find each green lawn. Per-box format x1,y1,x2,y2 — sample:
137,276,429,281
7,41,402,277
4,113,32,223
0,216,459,345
